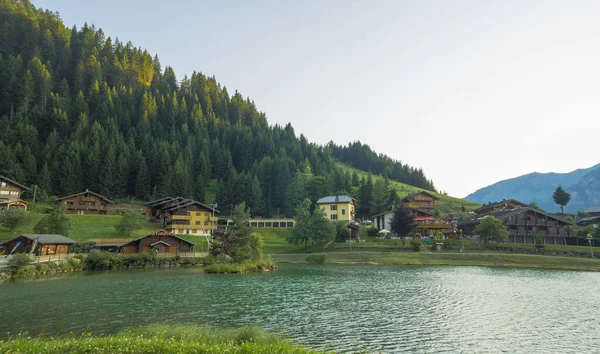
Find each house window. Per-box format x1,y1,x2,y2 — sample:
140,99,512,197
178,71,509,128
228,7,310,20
196,212,201,216
178,229,184,234
528,226,533,230
342,209,346,215
204,221,209,225
330,214,338,220
90,202,96,206
196,221,201,225
330,205,337,211
527,216,531,221
0,182,5,187
192,229,197,233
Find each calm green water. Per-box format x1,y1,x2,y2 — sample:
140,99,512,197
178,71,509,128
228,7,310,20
1,264,599,353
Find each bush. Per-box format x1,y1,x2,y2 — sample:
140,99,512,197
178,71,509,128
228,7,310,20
535,236,545,249
8,254,34,270
367,228,379,237
443,240,453,249
83,250,124,270
410,239,421,252
306,254,326,264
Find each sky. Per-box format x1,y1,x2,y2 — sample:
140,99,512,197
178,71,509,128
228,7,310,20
37,0,600,198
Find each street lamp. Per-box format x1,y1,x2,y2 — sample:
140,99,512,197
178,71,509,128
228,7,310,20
210,203,218,253
587,233,594,259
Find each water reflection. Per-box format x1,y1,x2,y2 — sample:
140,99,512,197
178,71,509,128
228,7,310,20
1,265,599,353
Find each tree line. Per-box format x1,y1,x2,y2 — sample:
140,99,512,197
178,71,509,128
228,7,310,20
0,0,435,219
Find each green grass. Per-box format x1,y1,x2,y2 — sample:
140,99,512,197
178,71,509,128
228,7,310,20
272,251,600,271
0,324,320,354
336,162,481,212
258,228,296,253
0,212,161,243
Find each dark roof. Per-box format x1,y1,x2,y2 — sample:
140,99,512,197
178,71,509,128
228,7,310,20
403,191,439,201
0,175,30,190
316,195,354,204
119,230,196,247
459,207,573,226
144,197,174,207
584,206,600,213
0,234,77,246
346,223,360,230
55,189,114,204
371,210,395,218
162,200,219,213
577,216,600,225
473,199,528,213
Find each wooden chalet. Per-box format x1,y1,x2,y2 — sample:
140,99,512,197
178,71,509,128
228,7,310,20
118,230,195,254
55,189,114,215
0,234,77,256
472,199,528,216
144,197,186,222
0,175,30,211
584,206,600,217
93,238,135,252
161,200,218,236
403,191,439,210
459,207,574,244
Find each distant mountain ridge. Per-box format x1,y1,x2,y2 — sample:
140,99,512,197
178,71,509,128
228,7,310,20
465,163,600,213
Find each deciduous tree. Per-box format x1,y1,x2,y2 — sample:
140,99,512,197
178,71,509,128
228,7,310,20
473,216,508,247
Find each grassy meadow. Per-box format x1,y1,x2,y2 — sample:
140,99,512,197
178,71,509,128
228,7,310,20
335,162,481,212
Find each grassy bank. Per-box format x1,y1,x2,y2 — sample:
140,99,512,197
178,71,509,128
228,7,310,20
0,324,319,354
271,251,600,271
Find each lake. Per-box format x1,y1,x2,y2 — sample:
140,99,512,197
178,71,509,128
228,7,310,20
1,264,599,353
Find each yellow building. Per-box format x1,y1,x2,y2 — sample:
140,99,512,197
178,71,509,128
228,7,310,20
161,200,218,236
316,195,355,222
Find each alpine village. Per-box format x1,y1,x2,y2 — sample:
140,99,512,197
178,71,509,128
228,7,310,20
1,0,599,278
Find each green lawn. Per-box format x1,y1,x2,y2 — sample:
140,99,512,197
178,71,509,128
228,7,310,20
0,212,161,243
335,162,481,212
272,251,600,271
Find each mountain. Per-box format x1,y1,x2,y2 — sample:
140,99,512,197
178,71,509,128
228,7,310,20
0,0,441,218
465,163,600,213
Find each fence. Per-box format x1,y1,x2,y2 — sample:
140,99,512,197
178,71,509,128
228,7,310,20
32,252,208,263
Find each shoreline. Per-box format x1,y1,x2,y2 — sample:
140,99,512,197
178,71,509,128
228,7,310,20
271,251,600,272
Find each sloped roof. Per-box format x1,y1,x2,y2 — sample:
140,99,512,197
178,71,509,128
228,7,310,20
144,197,174,207
0,234,77,246
473,199,528,213
119,230,196,247
371,210,395,218
55,190,114,204
459,207,573,226
316,195,354,204
162,200,219,213
584,206,600,213
403,191,439,201
0,175,30,190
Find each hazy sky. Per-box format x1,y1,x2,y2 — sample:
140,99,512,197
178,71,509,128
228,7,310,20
37,0,600,197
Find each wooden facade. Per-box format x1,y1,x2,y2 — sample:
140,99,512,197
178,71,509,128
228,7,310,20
56,189,114,215
0,234,76,256
161,200,218,236
0,175,30,210
403,191,439,210
472,199,529,216
144,197,186,222
460,207,573,244
119,230,195,254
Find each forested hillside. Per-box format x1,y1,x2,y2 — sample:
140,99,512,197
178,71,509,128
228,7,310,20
0,0,436,218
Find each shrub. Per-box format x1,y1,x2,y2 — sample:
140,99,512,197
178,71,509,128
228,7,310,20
443,240,453,249
35,263,52,274
410,239,421,252
535,236,545,249
8,254,34,271
306,254,326,264
83,250,124,270
367,228,379,237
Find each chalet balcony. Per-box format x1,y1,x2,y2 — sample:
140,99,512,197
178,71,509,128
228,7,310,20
167,224,215,230
168,215,192,221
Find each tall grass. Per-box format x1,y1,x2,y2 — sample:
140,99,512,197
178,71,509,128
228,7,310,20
0,324,321,353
